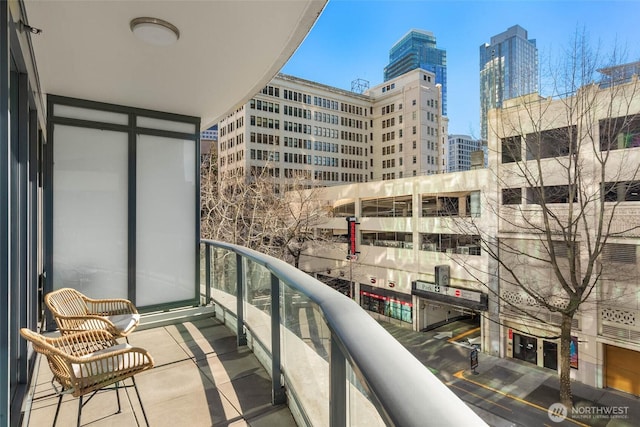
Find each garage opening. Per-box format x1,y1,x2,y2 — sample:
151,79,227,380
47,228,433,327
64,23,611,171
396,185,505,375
605,344,640,396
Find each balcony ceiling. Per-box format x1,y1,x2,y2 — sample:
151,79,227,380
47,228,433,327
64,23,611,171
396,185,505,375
23,0,326,129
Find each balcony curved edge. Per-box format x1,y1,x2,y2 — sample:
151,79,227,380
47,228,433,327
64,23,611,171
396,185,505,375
201,239,486,427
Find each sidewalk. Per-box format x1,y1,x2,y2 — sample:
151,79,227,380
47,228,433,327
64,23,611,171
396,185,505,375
380,321,640,427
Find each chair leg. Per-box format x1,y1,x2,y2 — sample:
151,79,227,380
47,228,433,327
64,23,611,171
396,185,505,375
77,395,83,427
132,376,151,427
115,381,121,413
52,394,63,427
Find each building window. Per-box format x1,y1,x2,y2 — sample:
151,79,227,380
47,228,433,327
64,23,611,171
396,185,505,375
422,196,458,216
501,136,522,163
419,233,481,255
421,192,480,217
361,231,413,249
599,115,640,151
526,126,577,159
602,181,640,202
361,196,413,218
526,185,576,204
333,202,355,217
360,285,412,323
502,188,522,205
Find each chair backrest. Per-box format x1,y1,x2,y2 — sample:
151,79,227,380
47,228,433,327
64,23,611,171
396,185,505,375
20,328,74,391
45,288,89,317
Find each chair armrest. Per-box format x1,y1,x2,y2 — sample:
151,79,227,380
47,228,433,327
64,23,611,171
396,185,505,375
84,297,138,316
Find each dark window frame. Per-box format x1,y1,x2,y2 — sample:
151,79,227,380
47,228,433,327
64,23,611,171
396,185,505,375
502,188,522,205
526,185,577,205
602,181,640,202
599,115,640,151
526,126,577,160
501,136,522,163
419,233,482,255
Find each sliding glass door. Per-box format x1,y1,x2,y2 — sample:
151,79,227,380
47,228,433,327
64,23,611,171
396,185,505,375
48,97,200,309
136,135,195,306
52,125,129,298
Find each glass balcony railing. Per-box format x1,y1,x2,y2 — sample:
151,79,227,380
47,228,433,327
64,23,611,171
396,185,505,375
200,239,486,426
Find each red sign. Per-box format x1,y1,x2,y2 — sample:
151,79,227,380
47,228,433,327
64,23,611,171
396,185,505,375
454,289,461,297
508,329,513,340
360,290,413,307
349,220,357,254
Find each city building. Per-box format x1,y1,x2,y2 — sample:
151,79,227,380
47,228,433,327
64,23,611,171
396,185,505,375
217,74,371,187
447,134,484,172
201,126,218,142
201,125,218,156
488,71,640,396
217,69,447,188
299,168,499,354
479,25,538,140
384,29,448,116
368,69,448,177
301,68,640,396
598,60,640,88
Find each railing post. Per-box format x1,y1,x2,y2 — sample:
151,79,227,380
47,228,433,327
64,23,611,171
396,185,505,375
204,244,211,304
236,253,247,346
270,273,286,404
330,334,346,427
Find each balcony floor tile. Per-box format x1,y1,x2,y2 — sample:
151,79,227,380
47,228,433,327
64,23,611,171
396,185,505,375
24,316,295,427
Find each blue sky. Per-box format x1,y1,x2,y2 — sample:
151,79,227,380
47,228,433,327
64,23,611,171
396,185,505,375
281,0,640,136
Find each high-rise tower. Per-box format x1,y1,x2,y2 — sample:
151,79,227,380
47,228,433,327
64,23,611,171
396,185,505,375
384,29,447,116
480,25,538,140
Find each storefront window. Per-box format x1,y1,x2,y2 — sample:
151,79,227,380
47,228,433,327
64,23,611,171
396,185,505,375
513,333,537,365
360,286,412,323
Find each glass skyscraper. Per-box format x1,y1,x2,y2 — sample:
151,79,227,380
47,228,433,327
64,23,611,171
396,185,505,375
384,29,447,116
480,25,538,140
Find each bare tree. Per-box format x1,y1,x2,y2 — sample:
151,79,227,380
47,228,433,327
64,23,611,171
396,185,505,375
200,145,219,240
275,183,333,268
201,159,331,268
455,32,640,408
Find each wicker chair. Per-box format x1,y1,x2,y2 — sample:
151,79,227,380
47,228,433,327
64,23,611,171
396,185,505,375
45,288,140,341
20,328,154,427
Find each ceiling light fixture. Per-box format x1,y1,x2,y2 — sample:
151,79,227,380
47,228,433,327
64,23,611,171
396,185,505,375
130,17,180,46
